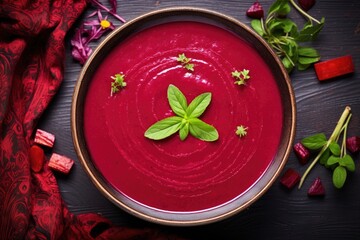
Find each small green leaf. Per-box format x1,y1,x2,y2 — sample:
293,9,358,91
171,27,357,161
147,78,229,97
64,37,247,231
296,19,325,42
186,93,212,118
179,122,189,141
298,56,320,65
144,116,182,140
329,142,341,156
319,148,330,165
339,154,355,172
332,166,347,189
167,84,188,117
251,19,264,36
327,155,340,166
282,57,293,72
268,0,287,15
188,118,218,142
298,47,319,58
301,133,327,150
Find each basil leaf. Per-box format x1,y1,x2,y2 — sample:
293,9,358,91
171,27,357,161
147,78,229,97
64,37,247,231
301,133,327,150
179,122,189,141
298,56,320,65
319,148,330,165
268,0,288,15
332,166,347,189
186,92,211,118
298,47,319,58
167,84,188,117
188,118,218,142
327,155,340,166
144,116,182,140
296,19,325,42
339,154,355,172
329,142,341,156
251,19,264,36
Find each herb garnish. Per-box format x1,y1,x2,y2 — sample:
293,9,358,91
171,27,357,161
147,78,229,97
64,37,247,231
144,84,219,141
177,53,194,72
236,125,248,137
250,0,324,72
110,73,126,96
299,106,353,189
232,69,250,86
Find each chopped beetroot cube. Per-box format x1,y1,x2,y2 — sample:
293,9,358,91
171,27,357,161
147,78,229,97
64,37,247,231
34,129,55,148
48,153,74,174
280,168,301,189
246,2,264,19
293,142,310,165
346,136,360,153
307,177,325,196
29,145,44,173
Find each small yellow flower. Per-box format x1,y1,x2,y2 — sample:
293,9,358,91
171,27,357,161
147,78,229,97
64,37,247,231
100,19,111,29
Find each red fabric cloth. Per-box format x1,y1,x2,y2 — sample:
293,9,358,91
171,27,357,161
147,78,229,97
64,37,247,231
0,1,185,239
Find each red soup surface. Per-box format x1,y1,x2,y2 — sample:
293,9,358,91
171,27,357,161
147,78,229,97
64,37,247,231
84,21,283,212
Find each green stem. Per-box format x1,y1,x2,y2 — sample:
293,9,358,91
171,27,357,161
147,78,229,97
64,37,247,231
298,106,351,188
289,0,321,24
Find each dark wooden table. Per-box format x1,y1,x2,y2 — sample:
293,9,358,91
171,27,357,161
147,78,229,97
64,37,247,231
38,1,360,239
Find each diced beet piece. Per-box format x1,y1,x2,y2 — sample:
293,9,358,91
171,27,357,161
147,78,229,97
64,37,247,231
298,0,316,11
34,129,55,148
280,168,301,189
29,145,44,173
246,2,264,19
293,142,310,165
48,153,74,174
307,177,325,196
314,55,354,81
346,136,360,153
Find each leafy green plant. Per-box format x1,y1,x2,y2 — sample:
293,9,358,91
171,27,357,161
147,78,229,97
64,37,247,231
299,106,354,189
232,69,250,86
177,53,194,72
250,0,325,72
144,84,219,141
110,73,126,96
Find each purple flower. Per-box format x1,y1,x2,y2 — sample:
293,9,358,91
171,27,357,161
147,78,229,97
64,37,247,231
71,10,115,64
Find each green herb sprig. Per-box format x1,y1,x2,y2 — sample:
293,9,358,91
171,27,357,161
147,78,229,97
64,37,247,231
232,69,250,86
144,84,219,142
110,73,126,96
177,53,194,72
250,0,325,72
236,125,248,137
299,106,353,189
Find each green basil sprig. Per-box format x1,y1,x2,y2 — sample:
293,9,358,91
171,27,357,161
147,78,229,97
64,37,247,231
144,84,219,142
299,106,354,189
250,0,325,72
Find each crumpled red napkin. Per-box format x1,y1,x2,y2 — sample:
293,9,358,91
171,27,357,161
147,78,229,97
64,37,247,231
0,1,185,239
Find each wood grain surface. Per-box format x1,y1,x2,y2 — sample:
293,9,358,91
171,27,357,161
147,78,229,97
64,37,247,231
38,1,360,239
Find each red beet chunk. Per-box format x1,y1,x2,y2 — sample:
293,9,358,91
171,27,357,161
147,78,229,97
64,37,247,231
307,177,325,196
48,153,74,174
246,2,264,19
314,55,354,81
298,0,316,11
280,168,301,189
293,142,310,165
346,136,360,153
34,129,55,148
29,145,44,173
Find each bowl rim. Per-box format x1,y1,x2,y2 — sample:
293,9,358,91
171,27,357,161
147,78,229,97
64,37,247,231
71,6,296,226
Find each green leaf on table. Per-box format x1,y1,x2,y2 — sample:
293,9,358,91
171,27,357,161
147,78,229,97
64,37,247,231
339,154,355,172
296,18,325,42
329,142,341,156
319,148,331,165
251,19,264,36
301,133,327,150
332,166,347,189
326,155,340,166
